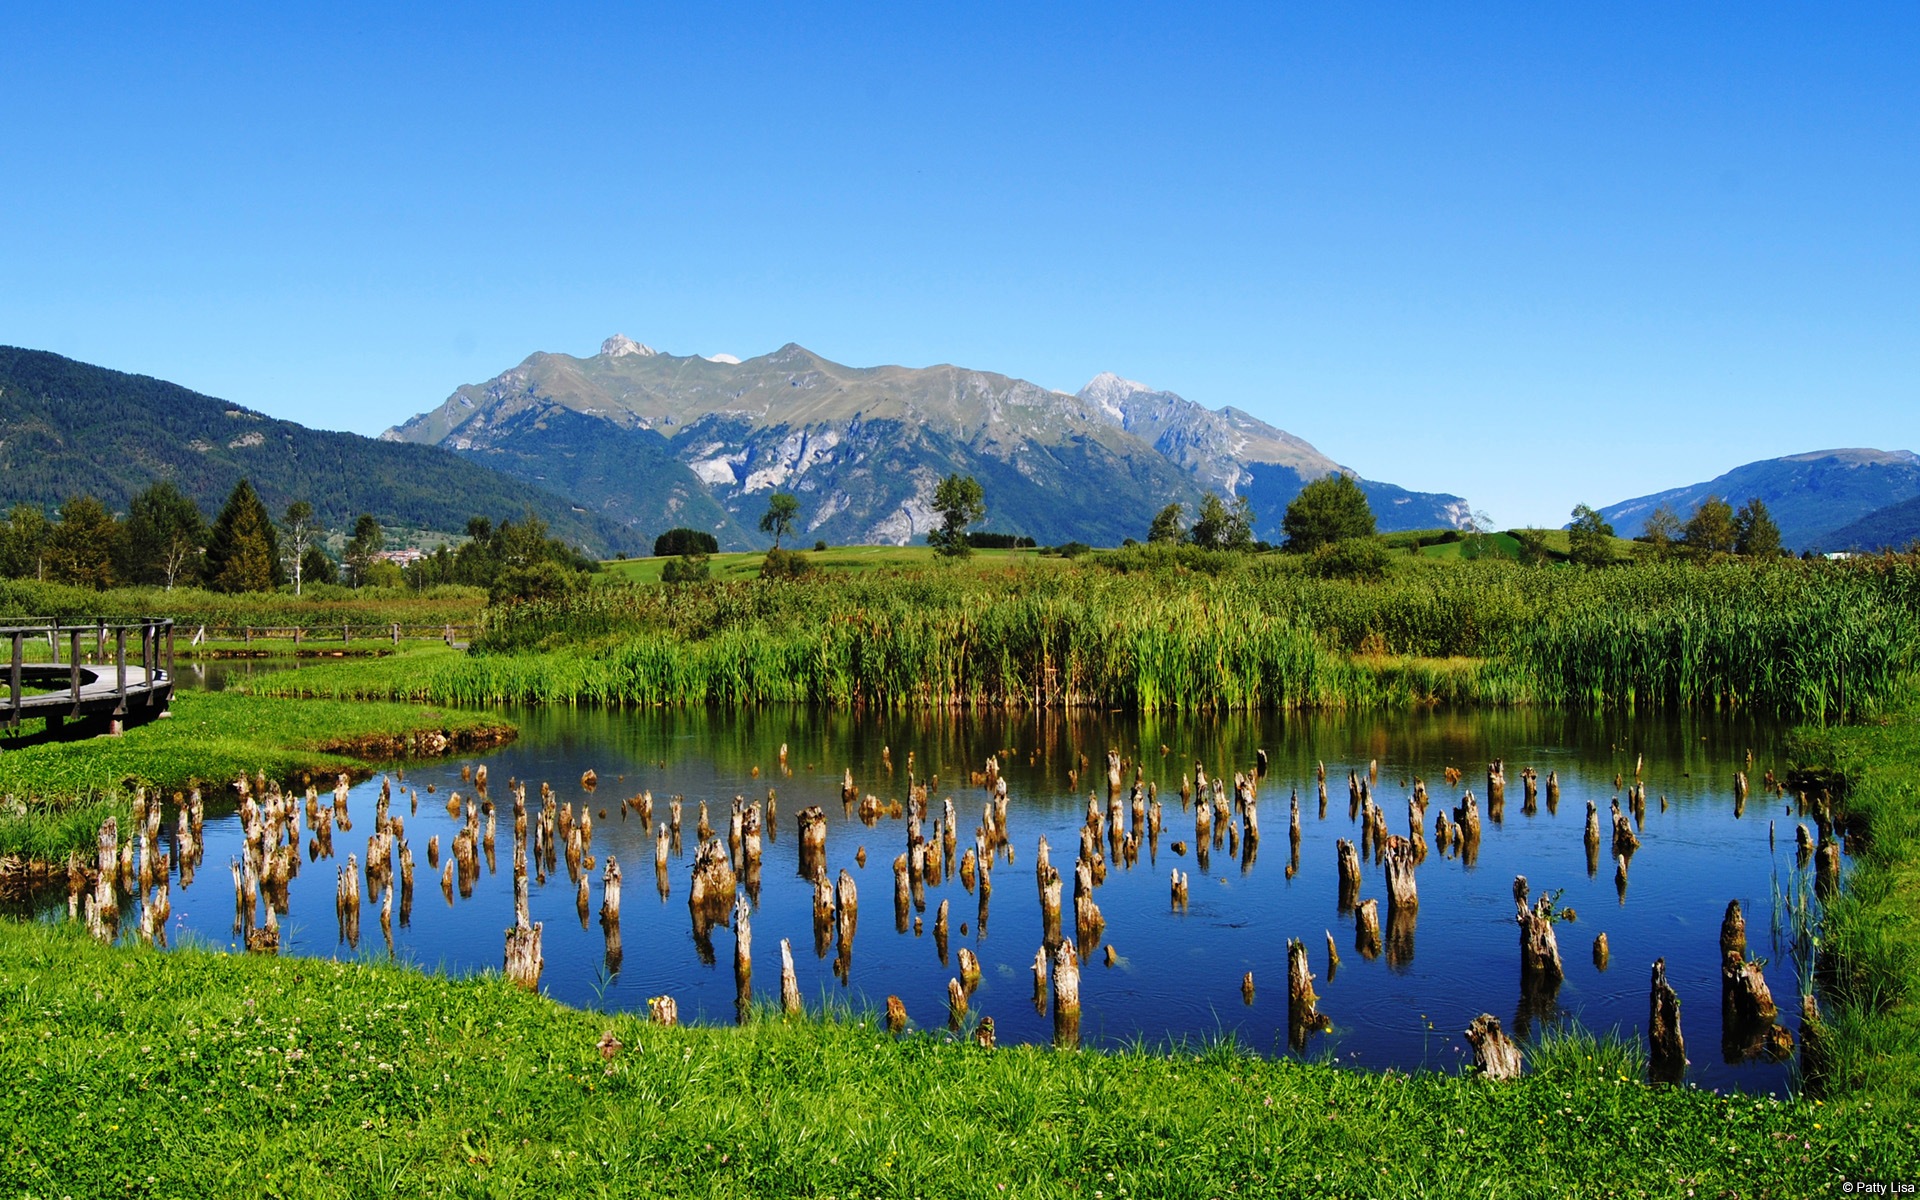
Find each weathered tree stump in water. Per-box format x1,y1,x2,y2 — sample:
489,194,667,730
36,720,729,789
1648,957,1687,1083
1287,938,1330,1050
649,995,678,1027
1383,838,1418,916
1815,836,1841,900
1593,932,1610,970
1336,838,1361,913
687,839,736,927
1354,898,1382,959
732,895,753,1021
1170,869,1188,910
885,994,908,1033
1720,899,1746,961
1052,940,1081,1047
958,946,982,989
1513,876,1564,992
947,977,968,1030
1610,800,1639,856
1464,1013,1523,1080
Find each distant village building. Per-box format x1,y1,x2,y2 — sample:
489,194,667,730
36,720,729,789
374,548,427,569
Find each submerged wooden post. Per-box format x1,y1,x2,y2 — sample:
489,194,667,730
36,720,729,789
1514,875,1564,992
1052,939,1081,1047
1287,938,1329,1050
1464,1013,1522,1080
1648,957,1687,1083
1354,898,1381,959
780,938,802,1015
797,806,827,880
504,871,544,991
1593,932,1610,970
1336,838,1361,913
947,978,968,1030
649,995,678,1027
733,895,753,1022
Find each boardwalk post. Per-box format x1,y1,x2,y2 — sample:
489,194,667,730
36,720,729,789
8,631,20,732
68,630,81,718
114,627,127,717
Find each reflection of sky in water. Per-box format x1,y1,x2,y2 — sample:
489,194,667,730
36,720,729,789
126,688,1817,1093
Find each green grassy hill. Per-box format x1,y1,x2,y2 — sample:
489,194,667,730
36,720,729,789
0,346,644,555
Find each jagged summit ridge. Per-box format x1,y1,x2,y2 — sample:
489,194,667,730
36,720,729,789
388,338,1472,549
600,334,655,358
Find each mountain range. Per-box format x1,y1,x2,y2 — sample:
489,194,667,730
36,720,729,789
1596,448,1920,552
385,336,1472,549
0,346,641,554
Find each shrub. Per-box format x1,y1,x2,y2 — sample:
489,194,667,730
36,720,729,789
759,548,812,581
661,554,711,584
1306,537,1389,581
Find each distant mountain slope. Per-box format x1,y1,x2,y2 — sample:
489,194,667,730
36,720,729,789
0,346,640,554
1815,494,1920,552
1597,449,1920,552
390,337,1471,547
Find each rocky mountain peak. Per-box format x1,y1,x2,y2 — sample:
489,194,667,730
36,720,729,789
600,334,656,359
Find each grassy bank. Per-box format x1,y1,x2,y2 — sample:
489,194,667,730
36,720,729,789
248,556,1918,719
0,691,513,864
1791,692,1920,1113
1,919,1903,1199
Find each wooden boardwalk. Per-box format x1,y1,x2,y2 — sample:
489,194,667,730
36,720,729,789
3,619,175,734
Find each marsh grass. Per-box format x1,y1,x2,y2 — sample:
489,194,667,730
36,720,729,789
0,919,1904,1199
250,557,1918,720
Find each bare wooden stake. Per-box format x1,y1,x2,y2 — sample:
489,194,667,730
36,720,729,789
648,995,678,1027
1287,938,1329,1050
1648,957,1687,1083
780,938,802,1015
885,994,907,1033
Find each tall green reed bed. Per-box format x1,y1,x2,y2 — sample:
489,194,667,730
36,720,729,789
257,556,1919,719
1,919,1903,1199
0,692,512,862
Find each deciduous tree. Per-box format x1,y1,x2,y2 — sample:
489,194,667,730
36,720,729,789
1189,493,1255,551
1282,473,1375,553
123,481,206,590
1568,504,1616,567
759,493,801,550
1683,496,1738,557
1147,502,1185,545
927,474,986,557
47,495,119,589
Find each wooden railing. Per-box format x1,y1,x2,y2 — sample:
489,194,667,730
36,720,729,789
3,618,175,733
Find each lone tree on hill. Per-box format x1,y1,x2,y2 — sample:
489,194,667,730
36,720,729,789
760,492,801,550
927,473,986,557
204,479,282,593
1567,504,1616,567
1189,493,1255,551
1282,473,1375,553
1734,498,1782,557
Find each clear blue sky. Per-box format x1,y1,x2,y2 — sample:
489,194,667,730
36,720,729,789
3,4,1915,527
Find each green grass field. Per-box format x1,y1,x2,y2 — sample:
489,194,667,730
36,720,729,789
0,919,1902,1198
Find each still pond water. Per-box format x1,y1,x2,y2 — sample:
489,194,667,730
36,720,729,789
144,666,1819,1092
